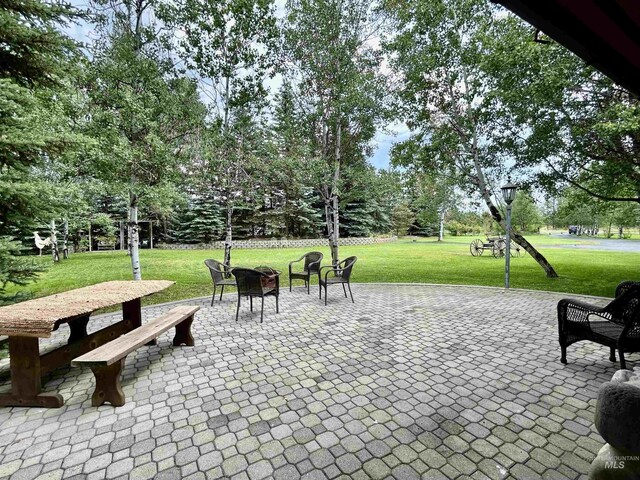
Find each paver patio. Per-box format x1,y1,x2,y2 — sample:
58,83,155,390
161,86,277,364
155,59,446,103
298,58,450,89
0,284,631,480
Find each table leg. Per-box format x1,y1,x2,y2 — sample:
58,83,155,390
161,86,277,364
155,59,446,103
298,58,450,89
123,298,156,346
123,298,142,327
68,315,90,344
0,337,63,408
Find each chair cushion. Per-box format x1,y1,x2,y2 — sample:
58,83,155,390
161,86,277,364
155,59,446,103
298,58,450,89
590,321,624,341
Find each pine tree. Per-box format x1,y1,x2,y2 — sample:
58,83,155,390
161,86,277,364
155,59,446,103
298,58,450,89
180,194,225,244
0,0,81,303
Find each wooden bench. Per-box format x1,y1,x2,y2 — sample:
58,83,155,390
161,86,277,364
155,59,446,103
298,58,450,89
72,305,199,406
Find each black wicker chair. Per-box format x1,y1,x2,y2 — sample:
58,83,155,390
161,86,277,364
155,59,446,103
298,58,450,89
232,268,279,323
288,251,323,294
319,256,357,306
204,259,235,305
558,281,640,369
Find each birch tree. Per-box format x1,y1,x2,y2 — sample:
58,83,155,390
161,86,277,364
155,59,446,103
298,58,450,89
384,0,558,277
484,15,640,206
285,0,387,265
82,0,206,279
160,0,278,268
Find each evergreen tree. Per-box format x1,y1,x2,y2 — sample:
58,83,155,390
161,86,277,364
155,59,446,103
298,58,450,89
270,82,325,238
0,0,82,302
391,203,415,237
176,193,224,244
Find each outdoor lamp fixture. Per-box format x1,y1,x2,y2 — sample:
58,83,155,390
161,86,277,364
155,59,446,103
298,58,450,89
501,180,517,289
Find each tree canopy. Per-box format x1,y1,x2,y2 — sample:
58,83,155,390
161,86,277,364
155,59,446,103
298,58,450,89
1,0,638,297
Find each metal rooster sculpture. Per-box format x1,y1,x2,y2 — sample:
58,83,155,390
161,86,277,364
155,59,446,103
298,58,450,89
33,232,51,256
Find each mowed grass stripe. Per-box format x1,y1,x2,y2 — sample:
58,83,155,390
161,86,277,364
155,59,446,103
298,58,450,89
6,235,640,305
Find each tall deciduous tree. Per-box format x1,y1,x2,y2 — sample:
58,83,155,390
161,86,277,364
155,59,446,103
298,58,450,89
285,0,387,265
484,15,640,205
384,0,558,277
160,0,278,268
79,0,206,279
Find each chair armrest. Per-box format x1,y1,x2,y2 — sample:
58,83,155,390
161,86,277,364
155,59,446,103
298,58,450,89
211,266,226,276
558,298,607,325
320,265,340,273
288,256,305,273
320,265,344,281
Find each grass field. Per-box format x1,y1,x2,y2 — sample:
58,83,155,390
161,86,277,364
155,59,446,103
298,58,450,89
6,234,640,305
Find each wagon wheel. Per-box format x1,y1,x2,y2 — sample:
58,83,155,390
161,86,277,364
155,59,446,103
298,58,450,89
510,241,523,257
470,239,484,256
492,239,506,258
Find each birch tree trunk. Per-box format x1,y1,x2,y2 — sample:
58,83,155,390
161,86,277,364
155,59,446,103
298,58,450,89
455,39,558,279
329,121,342,267
128,190,142,280
438,207,445,242
223,204,233,276
50,220,59,262
469,147,558,278
62,218,69,259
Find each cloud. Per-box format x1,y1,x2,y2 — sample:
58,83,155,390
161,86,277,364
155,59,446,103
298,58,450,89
368,122,411,170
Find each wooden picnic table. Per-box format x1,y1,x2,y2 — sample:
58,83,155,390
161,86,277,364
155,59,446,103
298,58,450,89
0,280,173,408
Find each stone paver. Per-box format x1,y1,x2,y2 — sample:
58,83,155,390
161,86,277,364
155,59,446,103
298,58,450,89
0,283,630,479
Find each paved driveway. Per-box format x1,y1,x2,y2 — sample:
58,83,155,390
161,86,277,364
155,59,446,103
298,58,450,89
547,235,640,252
0,284,630,480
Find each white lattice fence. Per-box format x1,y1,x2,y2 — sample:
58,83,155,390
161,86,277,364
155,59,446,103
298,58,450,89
156,236,397,250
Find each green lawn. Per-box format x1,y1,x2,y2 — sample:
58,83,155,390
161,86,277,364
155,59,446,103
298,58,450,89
6,234,640,305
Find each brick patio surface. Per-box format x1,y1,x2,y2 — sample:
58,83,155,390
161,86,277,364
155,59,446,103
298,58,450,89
0,283,632,480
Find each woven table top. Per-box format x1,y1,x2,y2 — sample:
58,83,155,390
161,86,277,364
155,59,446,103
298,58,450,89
0,280,174,338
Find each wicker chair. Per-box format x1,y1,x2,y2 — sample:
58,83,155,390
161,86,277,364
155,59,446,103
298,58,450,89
558,281,640,369
288,252,323,294
232,268,279,323
204,259,235,306
319,256,357,306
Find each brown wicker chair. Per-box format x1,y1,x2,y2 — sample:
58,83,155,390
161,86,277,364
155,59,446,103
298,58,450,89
319,256,357,306
558,281,640,369
289,251,323,294
232,268,279,323
204,259,235,305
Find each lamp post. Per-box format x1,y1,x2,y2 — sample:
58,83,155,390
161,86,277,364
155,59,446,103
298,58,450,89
501,180,517,289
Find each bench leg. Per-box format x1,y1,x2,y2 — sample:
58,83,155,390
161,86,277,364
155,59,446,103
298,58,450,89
173,316,195,346
90,358,126,407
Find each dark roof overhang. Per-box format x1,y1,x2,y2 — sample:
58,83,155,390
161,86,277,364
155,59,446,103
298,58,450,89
491,0,640,96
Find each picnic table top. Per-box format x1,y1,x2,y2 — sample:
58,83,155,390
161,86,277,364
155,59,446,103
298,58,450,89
0,280,174,338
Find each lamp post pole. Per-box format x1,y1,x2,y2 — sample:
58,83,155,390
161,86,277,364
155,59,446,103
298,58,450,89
505,201,512,289
501,181,517,289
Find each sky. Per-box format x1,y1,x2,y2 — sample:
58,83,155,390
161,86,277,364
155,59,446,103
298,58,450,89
369,123,411,170
63,1,410,171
